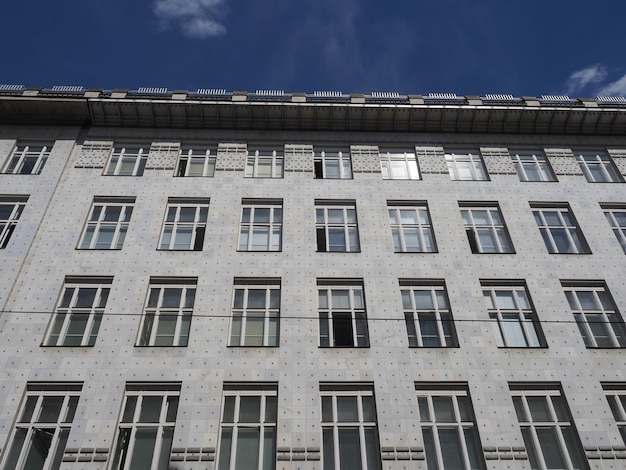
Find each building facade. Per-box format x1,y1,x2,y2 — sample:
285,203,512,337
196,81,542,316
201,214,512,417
1,87,626,469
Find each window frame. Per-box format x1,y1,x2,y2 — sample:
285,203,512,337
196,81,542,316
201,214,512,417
318,280,369,348
229,280,280,347
78,197,134,250
1,383,82,470
314,150,353,179
460,203,514,254
216,383,277,470
245,147,284,178
481,281,546,348
379,149,420,180
445,149,489,181
510,149,557,182
175,144,216,177
104,145,149,176
109,383,180,470
43,277,112,347
158,199,209,251
315,202,360,253
601,204,626,253
415,383,486,470
136,278,197,347
574,150,623,183
238,200,282,252
531,204,590,254
401,281,458,347
387,202,437,253
2,142,51,175
510,384,589,470
561,282,626,348
0,195,28,249
603,383,626,445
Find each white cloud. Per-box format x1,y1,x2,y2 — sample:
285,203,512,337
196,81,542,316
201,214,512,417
153,0,226,38
565,64,607,95
596,74,626,97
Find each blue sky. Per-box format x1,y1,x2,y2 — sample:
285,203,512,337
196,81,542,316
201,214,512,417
2,0,626,97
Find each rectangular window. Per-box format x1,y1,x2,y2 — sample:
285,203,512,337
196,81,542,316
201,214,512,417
238,201,282,251
0,196,27,249
158,199,208,251
510,384,589,470
314,150,353,179
531,204,590,254
460,203,514,253
217,384,277,470
110,383,180,470
562,282,626,348
2,142,51,175
175,144,216,177
401,281,458,347
482,282,545,348
230,280,280,347
415,384,485,470
321,384,381,470
510,149,556,182
245,147,284,178
104,144,148,176
318,280,369,347
78,197,134,250
1,383,81,470
602,204,626,253
445,150,488,181
137,278,197,347
388,203,436,252
315,202,360,252
43,277,112,347
575,150,623,183
603,384,626,445
380,149,419,180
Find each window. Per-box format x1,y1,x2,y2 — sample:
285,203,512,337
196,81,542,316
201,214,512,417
401,281,458,347
2,142,51,175
321,385,381,470
230,280,280,347
314,150,352,179
158,199,208,251
137,278,197,347
603,384,626,444
43,277,112,347
482,282,545,347
245,148,283,178
531,204,589,254
78,197,134,250
445,150,488,181
562,282,626,348
575,150,623,183
217,384,277,470
0,196,27,248
110,383,180,470
510,149,556,182
318,281,369,347
388,203,436,252
104,145,148,176
1,383,81,470
238,201,282,251
380,149,419,180
315,202,360,252
460,204,514,253
415,384,485,470
602,204,626,253
175,144,215,177
510,384,589,470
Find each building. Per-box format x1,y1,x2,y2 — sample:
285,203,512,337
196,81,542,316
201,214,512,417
1,86,626,470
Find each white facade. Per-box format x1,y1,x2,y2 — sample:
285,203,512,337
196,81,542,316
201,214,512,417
0,89,626,469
